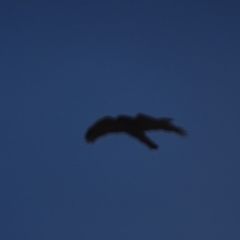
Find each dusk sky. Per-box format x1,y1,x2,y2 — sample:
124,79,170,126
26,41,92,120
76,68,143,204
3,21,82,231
1,1,240,239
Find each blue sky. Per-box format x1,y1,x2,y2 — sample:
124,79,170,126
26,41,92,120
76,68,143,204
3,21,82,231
1,1,240,239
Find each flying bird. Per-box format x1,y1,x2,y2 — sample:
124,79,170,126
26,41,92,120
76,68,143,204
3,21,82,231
85,113,187,150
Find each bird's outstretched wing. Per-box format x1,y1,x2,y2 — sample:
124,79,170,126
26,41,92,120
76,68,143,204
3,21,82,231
85,117,117,142
135,113,187,136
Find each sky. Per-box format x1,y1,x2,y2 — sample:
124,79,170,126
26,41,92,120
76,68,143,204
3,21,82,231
1,1,240,239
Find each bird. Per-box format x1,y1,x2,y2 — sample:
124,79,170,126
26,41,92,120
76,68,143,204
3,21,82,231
85,113,187,150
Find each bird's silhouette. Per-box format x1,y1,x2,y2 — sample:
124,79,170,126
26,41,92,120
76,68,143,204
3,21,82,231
85,113,187,150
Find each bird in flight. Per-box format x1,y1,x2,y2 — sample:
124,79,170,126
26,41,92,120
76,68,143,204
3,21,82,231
85,113,187,150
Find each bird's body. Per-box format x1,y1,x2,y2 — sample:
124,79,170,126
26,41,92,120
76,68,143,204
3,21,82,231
85,113,187,150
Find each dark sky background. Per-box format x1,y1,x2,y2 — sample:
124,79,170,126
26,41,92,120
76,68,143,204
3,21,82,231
1,1,240,239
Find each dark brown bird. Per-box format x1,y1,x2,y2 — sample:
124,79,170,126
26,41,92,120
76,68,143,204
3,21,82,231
85,113,187,150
